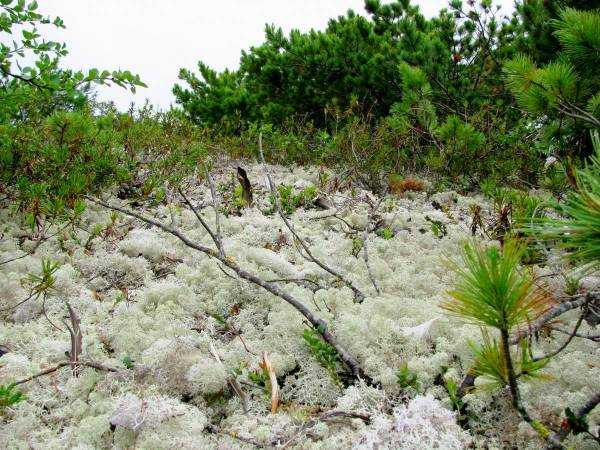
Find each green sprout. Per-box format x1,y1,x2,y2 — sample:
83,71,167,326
0,384,25,412
302,328,341,385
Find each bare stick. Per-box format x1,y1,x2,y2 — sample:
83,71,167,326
265,277,326,293
549,326,600,342
87,197,370,382
578,392,600,418
510,292,596,345
205,424,266,448
362,194,386,295
205,168,224,257
178,187,222,254
41,293,64,332
209,343,248,414
281,410,370,448
257,133,365,303
0,291,39,312
533,311,586,362
62,302,82,376
14,360,118,386
0,222,70,267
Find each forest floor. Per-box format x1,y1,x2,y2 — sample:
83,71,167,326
0,162,598,449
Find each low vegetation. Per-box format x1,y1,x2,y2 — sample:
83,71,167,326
0,0,598,448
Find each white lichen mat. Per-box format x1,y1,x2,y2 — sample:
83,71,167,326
0,164,598,449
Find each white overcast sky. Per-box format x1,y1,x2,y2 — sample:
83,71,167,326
39,1,515,110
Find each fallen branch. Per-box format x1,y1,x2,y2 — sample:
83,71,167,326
549,326,600,342
362,194,386,295
258,133,365,303
205,423,267,448
281,410,371,448
577,392,600,418
87,196,371,383
533,310,586,362
209,343,248,414
265,277,326,293
14,360,118,386
510,292,597,345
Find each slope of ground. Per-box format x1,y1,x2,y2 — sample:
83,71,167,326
0,163,597,449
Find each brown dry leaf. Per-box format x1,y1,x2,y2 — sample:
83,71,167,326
260,351,280,414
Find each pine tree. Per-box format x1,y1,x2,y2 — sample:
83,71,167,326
505,7,600,158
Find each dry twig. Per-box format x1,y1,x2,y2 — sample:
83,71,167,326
257,133,365,303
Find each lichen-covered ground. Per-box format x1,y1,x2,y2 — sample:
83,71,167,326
1,163,598,449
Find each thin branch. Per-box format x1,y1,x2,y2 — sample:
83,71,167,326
281,410,370,448
578,392,600,418
510,292,596,345
14,360,118,386
178,187,221,253
549,326,600,342
0,291,39,312
362,194,386,296
257,133,365,303
87,196,371,383
62,302,82,376
205,424,266,448
0,222,70,267
209,343,248,414
41,293,63,332
205,168,224,257
265,277,326,292
533,310,586,362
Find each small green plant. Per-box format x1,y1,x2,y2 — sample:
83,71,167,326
121,356,135,369
26,259,60,295
563,407,590,436
351,237,364,257
232,184,246,211
396,363,419,390
302,328,341,385
0,384,25,412
267,184,318,216
444,378,465,415
84,223,104,250
443,240,554,439
376,227,394,240
564,275,581,296
425,216,447,239
150,186,166,206
248,368,269,388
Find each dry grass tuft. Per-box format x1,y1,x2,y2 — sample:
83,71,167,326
389,175,426,194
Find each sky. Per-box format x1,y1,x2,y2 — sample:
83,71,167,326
39,0,515,110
